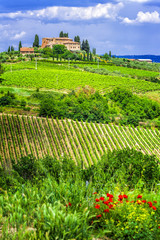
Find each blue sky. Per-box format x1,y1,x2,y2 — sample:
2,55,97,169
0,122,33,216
0,0,160,55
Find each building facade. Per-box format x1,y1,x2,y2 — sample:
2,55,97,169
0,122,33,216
41,37,80,51
20,47,34,55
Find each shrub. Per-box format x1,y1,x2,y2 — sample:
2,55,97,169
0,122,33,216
11,155,39,181
101,148,160,188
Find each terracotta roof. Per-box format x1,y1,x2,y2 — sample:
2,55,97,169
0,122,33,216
20,47,34,52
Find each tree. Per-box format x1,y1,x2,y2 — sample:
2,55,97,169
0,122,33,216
33,34,39,47
81,39,90,53
53,45,67,55
8,46,10,53
11,46,14,52
90,52,93,61
74,36,80,43
103,53,110,60
18,41,22,52
59,31,68,37
92,48,96,55
59,31,64,37
109,50,111,57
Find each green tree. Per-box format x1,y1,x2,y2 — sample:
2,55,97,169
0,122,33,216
33,34,39,47
18,41,22,52
90,52,93,61
87,51,89,61
53,45,67,55
92,48,96,55
109,50,111,57
103,53,110,60
74,36,80,43
11,46,14,52
59,31,64,37
8,46,10,53
81,39,90,53
59,31,68,37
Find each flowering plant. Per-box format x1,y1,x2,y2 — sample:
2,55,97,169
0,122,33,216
91,192,160,239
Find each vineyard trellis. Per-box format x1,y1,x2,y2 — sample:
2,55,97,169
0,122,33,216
0,114,160,167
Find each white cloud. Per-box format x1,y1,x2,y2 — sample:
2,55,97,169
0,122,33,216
137,11,160,23
0,3,124,21
122,11,160,24
11,31,26,40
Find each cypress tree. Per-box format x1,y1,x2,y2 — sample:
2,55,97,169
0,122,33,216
33,34,39,47
59,31,64,37
18,41,22,52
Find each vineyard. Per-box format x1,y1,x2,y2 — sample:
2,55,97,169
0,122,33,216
1,61,160,92
0,114,160,168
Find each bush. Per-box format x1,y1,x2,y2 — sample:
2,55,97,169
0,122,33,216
101,148,160,188
11,155,39,181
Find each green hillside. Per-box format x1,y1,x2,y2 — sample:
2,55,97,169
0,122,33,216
1,114,160,168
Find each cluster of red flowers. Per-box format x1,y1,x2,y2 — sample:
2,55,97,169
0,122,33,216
94,192,115,217
93,193,158,221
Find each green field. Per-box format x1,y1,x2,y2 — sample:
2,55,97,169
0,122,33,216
1,61,160,93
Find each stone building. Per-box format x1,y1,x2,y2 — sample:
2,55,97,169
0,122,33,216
41,37,80,51
20,47,34,55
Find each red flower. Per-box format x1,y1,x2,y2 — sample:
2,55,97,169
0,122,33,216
104,209,109,213
123,195,128,199
137,195,142,199
100,197,105,201
95,204,100,209
152,206,157,211
66,204,68,207
96,198,100,202
68,202,72,206
109,204,114,209
96,214,102,218
153,201,157,203
158,226,160,229
137,200,141,205
118,195,123,201
108,198,113,202
142,200,147,203
93,192,97,194
148,201,153,208
103,200,109,205
130,200,135,203
107,193,114,198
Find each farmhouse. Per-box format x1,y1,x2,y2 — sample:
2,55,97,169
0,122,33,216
41,37,80,51
137,59,152,63
20,47,34,55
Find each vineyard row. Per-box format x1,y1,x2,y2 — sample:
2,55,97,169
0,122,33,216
0,114,160,168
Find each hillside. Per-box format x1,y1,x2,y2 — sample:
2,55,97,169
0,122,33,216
0,114,160,168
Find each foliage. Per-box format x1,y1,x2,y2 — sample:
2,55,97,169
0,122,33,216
39,89,110,122
0,149,160,239
83,148,160,188
74,35,80,42
18,41,22,52
33,34,39,47
2,61,160,93
59,31,68,37
81,39,90,53
91,192,160,239
109,88,160,122
52,44,67,55
11,155,39,181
